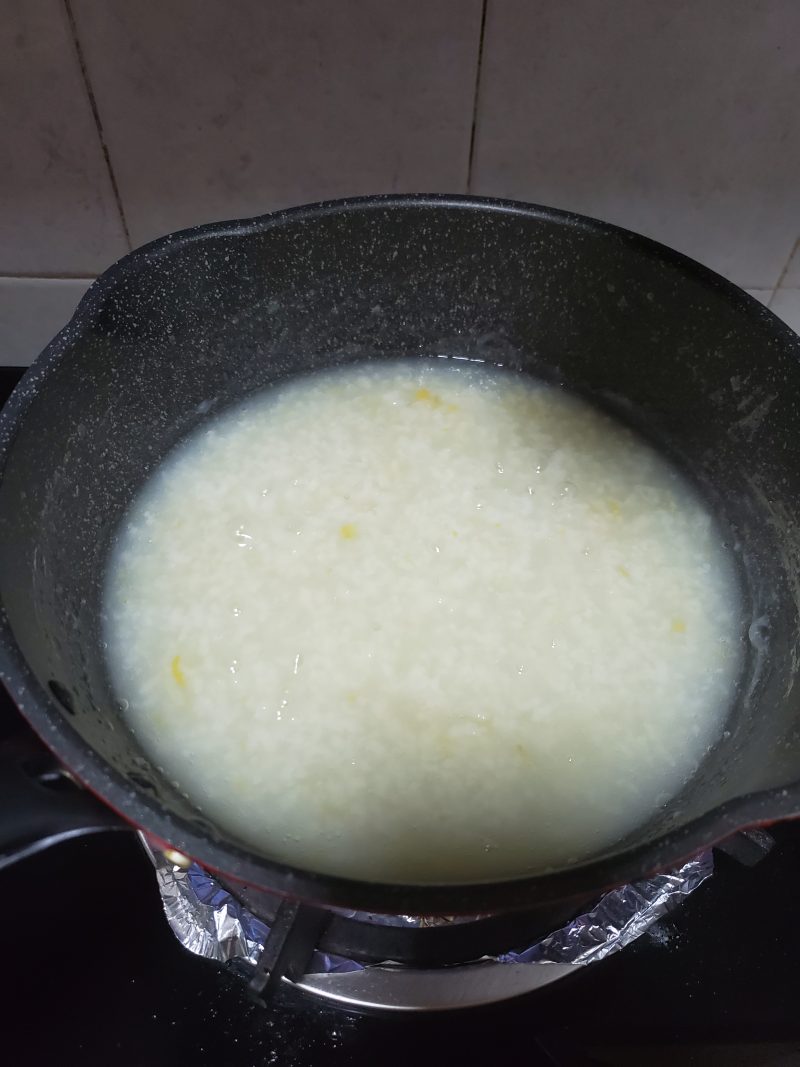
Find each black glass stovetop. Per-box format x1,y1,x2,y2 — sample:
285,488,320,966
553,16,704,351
2,365,800,1067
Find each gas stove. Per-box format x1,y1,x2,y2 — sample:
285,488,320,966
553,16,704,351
2,366,800,1065
144,834,715,1013
4,790,800,1065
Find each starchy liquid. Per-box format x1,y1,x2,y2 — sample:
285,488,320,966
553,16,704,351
104,359,742,882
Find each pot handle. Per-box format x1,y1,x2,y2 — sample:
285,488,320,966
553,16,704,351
0,726,126,870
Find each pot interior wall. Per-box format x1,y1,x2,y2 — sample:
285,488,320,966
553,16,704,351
2,199,800,873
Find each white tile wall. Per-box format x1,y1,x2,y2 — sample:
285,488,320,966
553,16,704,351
745,290,773,307
770,289,800,336
2,1,800,365
69,0,483,246
0,278,92,366
780,240,800,287
471,0,800,290
0,0,128,275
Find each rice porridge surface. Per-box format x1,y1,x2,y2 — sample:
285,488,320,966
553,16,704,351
104,359,741,882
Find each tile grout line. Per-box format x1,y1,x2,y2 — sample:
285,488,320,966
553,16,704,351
768,235,800,308
63,0,132,250
466,0,489,195
0,273,96,282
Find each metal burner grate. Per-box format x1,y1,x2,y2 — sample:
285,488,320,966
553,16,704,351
142,835,725,1011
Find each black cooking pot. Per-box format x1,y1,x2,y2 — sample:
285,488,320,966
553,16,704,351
1,194,799,918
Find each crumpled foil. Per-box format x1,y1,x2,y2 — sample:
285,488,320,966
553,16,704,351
143,838,712,974
497,850,713,965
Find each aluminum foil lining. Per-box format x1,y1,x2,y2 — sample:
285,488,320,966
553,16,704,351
144,840,712,974
498,850,712,965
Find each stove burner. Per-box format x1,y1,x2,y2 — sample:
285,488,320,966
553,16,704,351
224,878,585,1003
143,836,722,1011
